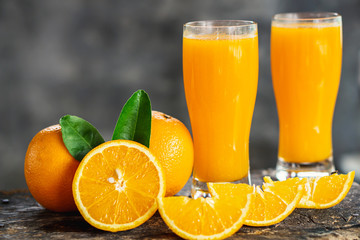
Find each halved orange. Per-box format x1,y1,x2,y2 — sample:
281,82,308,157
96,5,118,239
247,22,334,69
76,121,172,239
245,179,305,226
72,140,166,232
264,171,355,209
158,183,254,240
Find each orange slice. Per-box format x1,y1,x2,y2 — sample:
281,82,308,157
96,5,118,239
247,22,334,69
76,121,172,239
245,179,305,226
72,140,166,232
264,171,355,209
158,183,254,240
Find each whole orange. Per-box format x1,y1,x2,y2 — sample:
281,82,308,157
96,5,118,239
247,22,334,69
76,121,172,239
24,124,79,212
149,111,194,196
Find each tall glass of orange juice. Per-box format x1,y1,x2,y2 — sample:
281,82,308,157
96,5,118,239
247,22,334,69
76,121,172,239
271,13,342,180
183,20,258,198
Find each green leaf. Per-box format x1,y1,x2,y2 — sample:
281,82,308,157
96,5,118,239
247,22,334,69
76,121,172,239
112,89,152,147
60,115,105,161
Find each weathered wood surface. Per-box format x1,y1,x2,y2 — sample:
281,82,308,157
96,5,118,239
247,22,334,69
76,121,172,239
1,170,360,239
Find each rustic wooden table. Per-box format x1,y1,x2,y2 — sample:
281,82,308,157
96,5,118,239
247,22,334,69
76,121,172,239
1,170,360,239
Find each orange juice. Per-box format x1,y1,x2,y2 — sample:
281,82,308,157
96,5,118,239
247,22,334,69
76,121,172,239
271,23,342,163
183,34,258,182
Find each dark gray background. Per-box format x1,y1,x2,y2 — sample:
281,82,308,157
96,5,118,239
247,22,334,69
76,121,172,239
1,0,359,190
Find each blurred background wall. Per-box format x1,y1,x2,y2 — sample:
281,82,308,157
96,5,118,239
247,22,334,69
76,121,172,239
0,0,359,190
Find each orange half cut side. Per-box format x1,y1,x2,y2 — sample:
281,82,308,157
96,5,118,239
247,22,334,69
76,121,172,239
72,140,166,232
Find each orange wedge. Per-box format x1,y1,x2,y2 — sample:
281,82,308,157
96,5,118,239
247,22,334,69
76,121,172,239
158,183,254,240
245,179,305,226
264,171,355,209
72,140,166,232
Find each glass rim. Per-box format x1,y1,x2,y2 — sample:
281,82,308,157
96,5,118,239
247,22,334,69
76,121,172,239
273,12,341,22
184,20,257,28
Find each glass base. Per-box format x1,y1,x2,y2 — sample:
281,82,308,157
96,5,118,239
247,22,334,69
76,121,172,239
191,172,251,199
276,156,335,181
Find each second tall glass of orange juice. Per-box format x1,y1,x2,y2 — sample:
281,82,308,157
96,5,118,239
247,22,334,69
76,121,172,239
183,20,258,198
271,13,342,180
